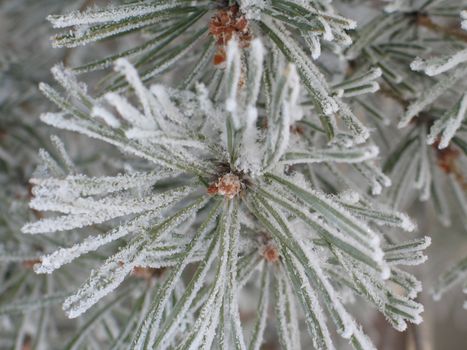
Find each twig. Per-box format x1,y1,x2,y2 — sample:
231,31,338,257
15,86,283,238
417,15,467,43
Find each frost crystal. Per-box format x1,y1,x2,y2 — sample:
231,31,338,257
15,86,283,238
410,48,467,76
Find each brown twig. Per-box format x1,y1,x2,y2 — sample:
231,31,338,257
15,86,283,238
379,86,410,108
433,141,467,191
416,15,467,43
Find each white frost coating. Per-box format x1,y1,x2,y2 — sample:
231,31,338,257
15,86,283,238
351,326,377,350
262,19,338,115
399,65,467,127
35,212,155,274
341,83,380,97
278,179,381,246
432,255,467,301
345,204,416,231
281,145,379,165
125,129,208,150
264,64,300,170
427,93,467,149
335,100,370,144
41,113,174,169
270,100,291,169
130,244,188,262
380,265,391,280
30,188,188,215
184,210,231,350
91,106,121,128
395,299,424,324
366,67,384,80
312,211,384,265
352,255,421,328
64,198,205,318
399,213,416,232
139,254,203,270
285,0,356,30
280,215,357,340
104,92,155,130
138,206,222,349
319,17,334,41
23,186,190,233
225,40,241,116
338,191,360,204
224,209,246,350
201,291,224,350
51,64,93,103
154,242,220,349
284,269,302,349
47,3,179,28
50,8,173,48
309,34,321,60
333,67,382,96
384,237,431,265
372,180,383,196
114,59,157,126
462,11,467,30
287,254,335,348
237,41,264,174
387,253,428,266
249,268,269,350
410,48,467,76
415,123,432,201
333,27,353,48
287,64,302,123
36,148,64,177
30,171,170,197
392,268,422,299
63,237,146,318
237,107,262,176
269,188,383,272
247,39,265,107
22,213,100,234
149,85,184,126
338,255,402,329
353,162,391,195
275,269,291,346
50,135,75,173
239,0,266,20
